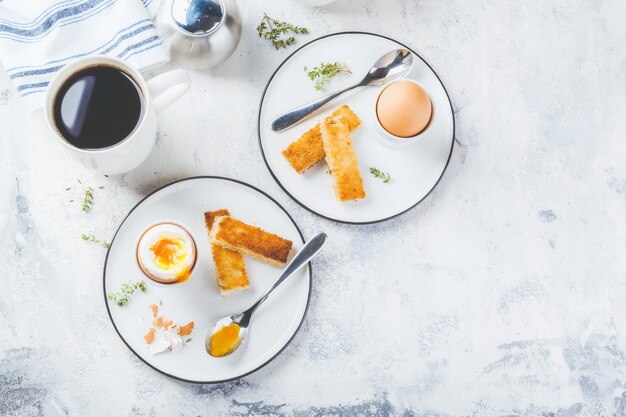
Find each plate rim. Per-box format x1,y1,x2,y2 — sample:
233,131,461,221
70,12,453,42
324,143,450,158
102,176,312,384
257,30,456,225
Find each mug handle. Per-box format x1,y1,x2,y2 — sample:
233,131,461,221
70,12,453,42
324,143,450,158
146,69,190,112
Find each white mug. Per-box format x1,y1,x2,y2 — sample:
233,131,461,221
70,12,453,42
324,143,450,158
43,56,190,175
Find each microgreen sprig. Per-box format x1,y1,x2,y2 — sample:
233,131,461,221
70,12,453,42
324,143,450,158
257,14,308,49
304,62,351,90
369,167,392,183
81,187,94,212
107,280,148,307
81,233,110,249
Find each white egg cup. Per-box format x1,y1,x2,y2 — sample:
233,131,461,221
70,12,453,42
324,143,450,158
372,79,434,148
135,220,197,285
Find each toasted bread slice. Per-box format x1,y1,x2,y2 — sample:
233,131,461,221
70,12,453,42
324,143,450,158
209,216,293,266
204,209,229,231
320,115,366,201
211,245,249,296
204,210,249,296
282,105,361,174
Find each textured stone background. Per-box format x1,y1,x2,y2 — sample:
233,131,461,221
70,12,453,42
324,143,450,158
2,0,626,416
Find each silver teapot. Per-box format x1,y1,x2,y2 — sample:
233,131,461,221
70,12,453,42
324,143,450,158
154,0,242,70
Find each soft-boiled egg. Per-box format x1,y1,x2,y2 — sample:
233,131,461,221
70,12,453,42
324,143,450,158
376,80,432,138
136,223,196,284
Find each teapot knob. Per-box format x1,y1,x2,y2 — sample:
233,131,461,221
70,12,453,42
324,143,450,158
155,0,241,69
172,0,224,34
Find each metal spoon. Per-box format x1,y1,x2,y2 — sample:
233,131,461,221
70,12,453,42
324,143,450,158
270,49,414,132
205,232,328,357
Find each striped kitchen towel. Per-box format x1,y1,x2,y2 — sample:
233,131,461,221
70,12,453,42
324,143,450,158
0,0,168,110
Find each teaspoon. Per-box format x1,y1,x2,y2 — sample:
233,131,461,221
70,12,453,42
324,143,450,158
205,232,327,357
270,49,413,132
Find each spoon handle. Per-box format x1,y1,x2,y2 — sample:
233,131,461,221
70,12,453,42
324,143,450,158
270,83,362,132
248,232,327,314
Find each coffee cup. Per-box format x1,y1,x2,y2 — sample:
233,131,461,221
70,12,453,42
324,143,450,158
44,55,190,175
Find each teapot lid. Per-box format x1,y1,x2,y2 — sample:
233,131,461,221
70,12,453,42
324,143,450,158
172,0,224,35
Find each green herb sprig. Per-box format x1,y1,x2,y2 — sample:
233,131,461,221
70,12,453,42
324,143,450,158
304,62,351,90
81,233,110,249
257,14,308,49
369,167,392,183
81,187,94,212
107,280,147,307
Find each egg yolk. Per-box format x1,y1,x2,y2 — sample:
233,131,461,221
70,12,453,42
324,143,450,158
210,323,240,357
150,237,188,271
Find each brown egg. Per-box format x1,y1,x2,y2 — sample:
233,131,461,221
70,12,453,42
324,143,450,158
376,80,432,138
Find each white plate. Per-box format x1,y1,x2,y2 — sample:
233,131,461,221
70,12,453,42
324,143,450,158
258,32,455,224
104,177,310,383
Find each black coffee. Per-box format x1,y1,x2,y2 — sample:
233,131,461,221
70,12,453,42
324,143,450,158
53,65,143,150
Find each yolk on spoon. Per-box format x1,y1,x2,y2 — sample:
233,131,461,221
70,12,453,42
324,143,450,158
210,323,240,357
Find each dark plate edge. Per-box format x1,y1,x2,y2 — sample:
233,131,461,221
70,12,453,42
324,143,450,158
103,176,312,384
257,31,456,225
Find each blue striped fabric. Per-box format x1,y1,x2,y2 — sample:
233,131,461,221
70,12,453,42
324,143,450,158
0,0,111,41
0,0,168,110
0,0,83,26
